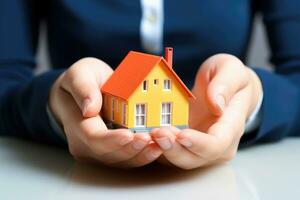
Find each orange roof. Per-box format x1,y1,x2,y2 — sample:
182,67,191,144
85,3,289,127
101,51,195,100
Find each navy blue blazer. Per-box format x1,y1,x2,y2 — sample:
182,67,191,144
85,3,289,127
0,0,300,147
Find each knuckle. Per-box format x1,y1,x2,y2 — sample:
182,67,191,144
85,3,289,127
54,72,66,87
76,57,113,73
61,69,79,91
240,68,251,84
59,72,69,88
78,57,105,66
65,58,113,92
65,58,100,79
66,63,83,78
245,67,255,83
222,54,244,67
218,55,247,77
68,77,80,93
70,57,100,69
210,53,242,66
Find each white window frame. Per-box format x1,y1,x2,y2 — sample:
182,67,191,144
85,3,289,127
154,79,159,85
161,102,172,126
142,80,148,91
122,103,126,125
135,104,146,127
163,79,171,90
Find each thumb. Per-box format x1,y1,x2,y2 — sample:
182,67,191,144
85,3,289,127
61,58,113,117
206,57,249,116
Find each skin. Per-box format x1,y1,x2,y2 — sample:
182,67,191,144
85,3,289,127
49,58,162,168
152,54,262,169
49,54,262,169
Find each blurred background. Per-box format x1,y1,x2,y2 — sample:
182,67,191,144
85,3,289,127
36,15,272,74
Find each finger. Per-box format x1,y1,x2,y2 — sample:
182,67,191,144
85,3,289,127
116,142,162,168
98,133,152,164
209,86,251,139
76,114,134,154
176,129,223,161
60,89,135,158
61,58,113,117
84,127,135,156
178,89,251,161
152,127,204,170
206,54,250,116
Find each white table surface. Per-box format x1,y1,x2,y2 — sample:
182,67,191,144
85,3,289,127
0,137,299,200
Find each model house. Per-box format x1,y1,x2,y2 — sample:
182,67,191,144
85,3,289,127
101,48,195,132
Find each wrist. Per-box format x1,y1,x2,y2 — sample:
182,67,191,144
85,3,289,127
49,73,64,125
247,67,263,119
46,102,66,141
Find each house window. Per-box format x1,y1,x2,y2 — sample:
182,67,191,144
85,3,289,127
106,96,110,108
122,104,126,125
142,80,148,91
115,100,119,113
163,79,171,90
154,79,159,85
102,95,106,110
135,104,146,127
112,98,115,121
161,102,172,126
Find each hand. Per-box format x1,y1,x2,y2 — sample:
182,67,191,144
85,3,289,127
151,54,262,169
49,58,162,168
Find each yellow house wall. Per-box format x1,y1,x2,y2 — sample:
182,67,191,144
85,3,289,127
127,61,189,129
102,94,128,127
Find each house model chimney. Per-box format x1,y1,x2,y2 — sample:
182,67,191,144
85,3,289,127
165,47,173,68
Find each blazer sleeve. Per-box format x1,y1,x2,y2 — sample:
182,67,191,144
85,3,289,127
240,0,300,147
0,0,65,145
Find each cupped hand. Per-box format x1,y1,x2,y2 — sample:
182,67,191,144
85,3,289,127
151,54,262,169
49,58,162,168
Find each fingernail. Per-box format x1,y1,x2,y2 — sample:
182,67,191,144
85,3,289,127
216,95,226,113
145,148,161,161
177,138,192,147
119,137,132,146
132,140,147,150
155,137,172,150
82,98,91,115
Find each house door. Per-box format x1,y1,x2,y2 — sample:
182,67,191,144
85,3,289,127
135,104,146,127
